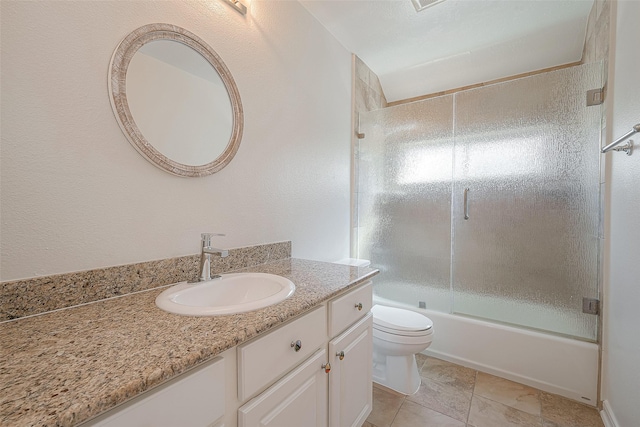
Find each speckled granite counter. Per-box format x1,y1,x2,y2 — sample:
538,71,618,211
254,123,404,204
0,258,378,427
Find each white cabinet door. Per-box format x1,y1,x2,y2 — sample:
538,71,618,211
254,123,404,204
88,357,225,427
328,313,373,427
238,349,328,427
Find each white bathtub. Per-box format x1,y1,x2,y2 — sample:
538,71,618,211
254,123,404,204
374,295,599,405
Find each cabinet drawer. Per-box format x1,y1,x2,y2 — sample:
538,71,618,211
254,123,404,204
238,306,327,401
328,281,372,338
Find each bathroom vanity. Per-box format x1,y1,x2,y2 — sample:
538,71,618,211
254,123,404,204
85,282,373,427
0,258,377,427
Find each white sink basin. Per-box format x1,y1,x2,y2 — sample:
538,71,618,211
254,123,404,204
155,273,296,316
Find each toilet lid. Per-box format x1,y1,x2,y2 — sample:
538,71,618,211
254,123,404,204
371,305,433,333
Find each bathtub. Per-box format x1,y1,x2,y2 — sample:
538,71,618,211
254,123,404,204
374,295,599,405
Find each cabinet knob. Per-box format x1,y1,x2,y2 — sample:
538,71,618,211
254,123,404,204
355,302,363,311
322,362,331,373
290,340,302,352
336,351,345,361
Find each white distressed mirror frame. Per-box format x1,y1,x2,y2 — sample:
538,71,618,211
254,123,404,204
109,23,243,177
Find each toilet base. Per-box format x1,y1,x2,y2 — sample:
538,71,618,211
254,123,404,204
372,352,421,395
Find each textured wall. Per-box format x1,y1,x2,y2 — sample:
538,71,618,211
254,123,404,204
0,1,352,281
601,0,640,424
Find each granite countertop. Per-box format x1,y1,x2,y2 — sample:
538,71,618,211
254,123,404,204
0,258,378,427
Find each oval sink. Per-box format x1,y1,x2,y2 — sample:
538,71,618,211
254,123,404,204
155,273,296,316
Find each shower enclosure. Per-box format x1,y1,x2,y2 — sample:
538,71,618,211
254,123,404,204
356,63,603,342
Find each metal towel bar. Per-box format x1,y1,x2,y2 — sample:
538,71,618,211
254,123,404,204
601,123,639,155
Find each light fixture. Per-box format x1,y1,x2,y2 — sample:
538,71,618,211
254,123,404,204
222,0,246,15
410,0,447,13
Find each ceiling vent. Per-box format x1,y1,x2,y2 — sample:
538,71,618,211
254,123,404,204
411,0,447,12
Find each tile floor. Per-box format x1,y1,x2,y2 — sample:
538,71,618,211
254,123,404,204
364,354,604,427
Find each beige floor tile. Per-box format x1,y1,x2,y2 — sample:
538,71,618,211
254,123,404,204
367,386,405,427
468,395,542,427
368,358,603,427
540,392,604,427
374,381,409,398
541,418,599,427
391,400,466,427
421,357,477,393
473,372,541,416
415,352,428,371
406,376,472,422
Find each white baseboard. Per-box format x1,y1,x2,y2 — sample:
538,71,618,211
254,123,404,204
600,400,620,427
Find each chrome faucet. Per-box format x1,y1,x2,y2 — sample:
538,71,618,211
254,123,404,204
199,233,229,282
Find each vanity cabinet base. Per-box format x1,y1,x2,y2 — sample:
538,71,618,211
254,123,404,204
238,349,328,427
83,357,225,427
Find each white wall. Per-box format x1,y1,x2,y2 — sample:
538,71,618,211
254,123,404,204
601,0,640,425
0,1,352,281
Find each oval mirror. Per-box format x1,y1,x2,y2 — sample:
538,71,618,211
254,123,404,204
109,24,243,177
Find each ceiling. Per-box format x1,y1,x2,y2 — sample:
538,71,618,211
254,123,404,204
299,0,594,102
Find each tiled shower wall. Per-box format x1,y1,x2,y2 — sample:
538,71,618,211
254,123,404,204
582,0,610,65
354,56,388,113
351,55,388,256
582,0,610,373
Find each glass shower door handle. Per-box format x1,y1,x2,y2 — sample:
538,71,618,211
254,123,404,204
463,188,470,220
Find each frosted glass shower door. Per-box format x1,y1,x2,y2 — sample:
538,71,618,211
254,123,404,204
357,96,453,312
452,64,602,341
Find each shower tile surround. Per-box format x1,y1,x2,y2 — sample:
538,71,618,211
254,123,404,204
582,0,609,369
365,355,605,427
0,241,291,321
354,55,387,113
0,257,378,426
582,0,610,66
351,55,387,257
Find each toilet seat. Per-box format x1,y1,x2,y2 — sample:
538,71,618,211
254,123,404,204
371,305,433,337
373,327,433,345
374,323,434,337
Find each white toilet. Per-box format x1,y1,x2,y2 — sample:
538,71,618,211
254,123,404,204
371,304,434,395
